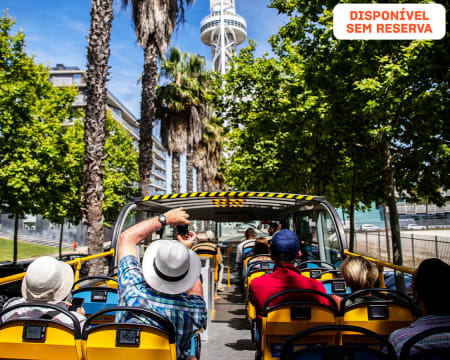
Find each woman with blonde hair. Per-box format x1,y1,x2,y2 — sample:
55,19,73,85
340,256,379,306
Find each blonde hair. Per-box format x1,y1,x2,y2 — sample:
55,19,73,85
340,256,378,291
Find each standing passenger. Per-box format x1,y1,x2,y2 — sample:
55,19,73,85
117,208,207,360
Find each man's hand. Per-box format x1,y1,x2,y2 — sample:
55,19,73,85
165,207,191,226
177,231,196,249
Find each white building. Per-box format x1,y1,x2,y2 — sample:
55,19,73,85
49,64,167,195
200,0,247,74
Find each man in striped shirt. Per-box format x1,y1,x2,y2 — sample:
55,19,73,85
388,258,450,357
117,208,207,360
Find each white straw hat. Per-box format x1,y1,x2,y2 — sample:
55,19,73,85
142,240,201,295
21,256,74,303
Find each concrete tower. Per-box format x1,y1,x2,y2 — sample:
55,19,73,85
200,0,247,74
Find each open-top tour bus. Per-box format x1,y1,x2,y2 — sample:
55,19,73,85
110,191,348,269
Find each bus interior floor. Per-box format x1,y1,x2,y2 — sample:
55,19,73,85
201,284,256,359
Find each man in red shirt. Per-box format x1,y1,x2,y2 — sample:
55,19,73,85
248,228,329,316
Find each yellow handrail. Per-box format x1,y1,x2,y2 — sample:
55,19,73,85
0,249,115,286
344,250,414,288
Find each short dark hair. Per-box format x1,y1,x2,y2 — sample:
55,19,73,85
245,228,256,239
253,237,269,256
413,258,450,315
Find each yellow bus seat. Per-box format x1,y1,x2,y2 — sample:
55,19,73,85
0,302,83,360
246,264,274,320
321,279,351,296
72,275,118,290
279,325,397,360
82,306,176,360
260,290,339,359
338,288,416,345
71,286,118,321
245,260,274,289
192,245,220,282
316,269,342,280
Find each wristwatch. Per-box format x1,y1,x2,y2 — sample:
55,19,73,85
158,214,167,226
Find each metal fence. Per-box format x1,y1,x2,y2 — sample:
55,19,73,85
346,231,450,268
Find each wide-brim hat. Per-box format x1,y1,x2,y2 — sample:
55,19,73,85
142,240,201,295
22,256,74,303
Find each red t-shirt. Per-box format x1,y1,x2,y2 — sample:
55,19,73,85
248,262,330,316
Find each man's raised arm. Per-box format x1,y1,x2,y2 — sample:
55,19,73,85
117,207,190,262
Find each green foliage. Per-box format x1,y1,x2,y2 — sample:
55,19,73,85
215,1,449,211
0,13,80,221
103,113,139,224
0,12,138,235
61,113,139,227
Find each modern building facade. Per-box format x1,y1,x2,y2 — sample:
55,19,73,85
200,0,247,74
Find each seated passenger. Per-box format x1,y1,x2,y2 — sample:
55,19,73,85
267,222,279,238
236,228,257,268
117,208,207,360
1,256,86,326
340,255,379,306
192,231,220,258
192,231,223,299
248,237,271,264
388,258,450,358
248,229,329,317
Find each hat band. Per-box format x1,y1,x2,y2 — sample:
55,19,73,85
153,260,189,282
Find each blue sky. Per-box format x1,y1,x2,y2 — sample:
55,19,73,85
3,0,288,117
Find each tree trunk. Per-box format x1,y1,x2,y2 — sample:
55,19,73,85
138,42,158,197
172,152,181,193
13,214,19,264
59,218,64,258
84,0,113,276
383,204,391,262
382,143,406,294
349,165,357,252
186,144,194,192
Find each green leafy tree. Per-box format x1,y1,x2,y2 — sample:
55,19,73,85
103,113,139,224
0,13,79,262
215,1,449,293
42,112,139,255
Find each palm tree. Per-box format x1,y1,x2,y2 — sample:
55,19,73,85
83,0,114,275
157,47,209,193
120,0,195,196
194,113,224,192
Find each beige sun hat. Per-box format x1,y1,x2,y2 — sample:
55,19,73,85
21,256,74,303
142,240,201,295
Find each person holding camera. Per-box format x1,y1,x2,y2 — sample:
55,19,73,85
117,208,207,360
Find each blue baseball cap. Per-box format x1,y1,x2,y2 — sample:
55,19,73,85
270,229,300,256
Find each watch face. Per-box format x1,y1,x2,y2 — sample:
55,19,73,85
159,214,166,225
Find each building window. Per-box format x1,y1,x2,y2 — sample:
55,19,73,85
73,73,83,85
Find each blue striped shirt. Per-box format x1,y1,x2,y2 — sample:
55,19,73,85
389,315,450,357
117,255,207,359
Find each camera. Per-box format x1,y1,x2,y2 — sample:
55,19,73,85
177,224,189,236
